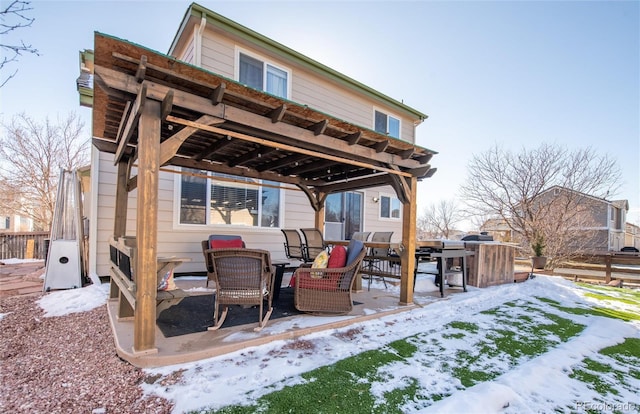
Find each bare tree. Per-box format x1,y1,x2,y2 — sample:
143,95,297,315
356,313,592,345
0,113,90,230
1,0,39,87
418,199,462,239
461,143,621,267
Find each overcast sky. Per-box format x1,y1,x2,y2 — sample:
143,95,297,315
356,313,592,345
1,0,638,227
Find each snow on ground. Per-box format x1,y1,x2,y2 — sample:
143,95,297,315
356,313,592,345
32,262,640,414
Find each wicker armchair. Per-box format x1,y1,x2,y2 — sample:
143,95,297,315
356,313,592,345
204,248,274,332
293,245,366,315
202,235,245,287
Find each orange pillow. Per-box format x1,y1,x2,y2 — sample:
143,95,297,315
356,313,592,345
327,246,347,268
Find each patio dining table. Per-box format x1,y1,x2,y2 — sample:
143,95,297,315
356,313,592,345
326,240,474,297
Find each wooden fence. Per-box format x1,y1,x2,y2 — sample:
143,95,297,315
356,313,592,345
515,252,640,286
0,231,50,260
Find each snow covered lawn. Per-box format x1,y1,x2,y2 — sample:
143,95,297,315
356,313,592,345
133,276,639,413
15,272,638,413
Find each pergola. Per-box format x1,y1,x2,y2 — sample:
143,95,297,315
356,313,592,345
92,32,437,354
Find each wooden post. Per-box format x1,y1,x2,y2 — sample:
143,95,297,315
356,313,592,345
399,177,417,305
314,197,325,233
113,161,129,238
133,99,161,354
605,254,612,283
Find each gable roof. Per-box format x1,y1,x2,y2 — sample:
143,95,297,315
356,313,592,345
168,2,428,122
540,186,628,210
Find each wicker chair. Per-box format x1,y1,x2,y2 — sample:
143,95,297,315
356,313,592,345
205,248,274,332
300,228,327,261
293,245,366,315
202,235,245,287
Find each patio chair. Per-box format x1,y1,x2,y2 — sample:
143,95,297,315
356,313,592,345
202,235,245,287
281,229,310,263
205,248,274,332
351,232,371,242
293,239,366,315
364,231,394,290
300,228,327,261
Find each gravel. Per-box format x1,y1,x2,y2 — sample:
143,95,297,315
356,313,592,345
0,294,174,413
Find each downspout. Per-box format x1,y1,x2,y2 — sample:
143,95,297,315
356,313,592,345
195,13,207,67
88,147,100,277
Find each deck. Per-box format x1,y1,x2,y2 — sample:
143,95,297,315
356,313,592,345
107,272,460,368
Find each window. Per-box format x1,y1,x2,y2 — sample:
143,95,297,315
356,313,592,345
179,169,281,227
379,195,401,219
374,110,400,138
239,52,288,99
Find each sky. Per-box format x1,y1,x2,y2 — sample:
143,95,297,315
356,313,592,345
1,0,638,227
7,263,638,413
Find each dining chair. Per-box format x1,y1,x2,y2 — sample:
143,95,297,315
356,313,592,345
205,248,274,332
300,228,327,262
281,229,310,263
351,232,371,242
364,231,393,290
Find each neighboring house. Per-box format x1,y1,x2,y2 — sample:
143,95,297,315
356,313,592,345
86,3,433,277
480,218,513,243
625,222,640,249
481,186,629,252
0,213,34,232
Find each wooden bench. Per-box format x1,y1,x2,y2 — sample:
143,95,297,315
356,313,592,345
108,237,190,319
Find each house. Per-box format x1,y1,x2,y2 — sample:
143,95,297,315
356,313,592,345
625,222,640,250
0,213,34,232
85,3,436,279
85,3,437,354
481,186,629,252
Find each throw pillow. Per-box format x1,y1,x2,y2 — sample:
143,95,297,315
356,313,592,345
346,239,364,266
311,250,329,278
157,270,177,291
327,245,347,268
209,238,243,249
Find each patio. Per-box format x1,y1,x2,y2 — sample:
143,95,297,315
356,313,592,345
107,269,462,368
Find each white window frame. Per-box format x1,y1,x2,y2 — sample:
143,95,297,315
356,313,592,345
235,47,291,99
173,169,284,230
373,108,401,139
378,193,402,220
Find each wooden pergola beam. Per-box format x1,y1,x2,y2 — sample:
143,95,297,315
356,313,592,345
114,83,147,165
135,55,147,82
95,66,427,170
270,104,286,123
159,114,224,166
313,119,328,136
166,115,414,178
228,146,276,167
210,82,226,105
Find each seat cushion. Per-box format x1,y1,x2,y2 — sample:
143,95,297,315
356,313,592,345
327,245,347,268
346,239,364,266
